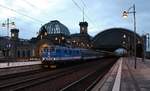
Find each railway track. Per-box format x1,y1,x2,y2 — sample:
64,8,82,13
0,68,46,81
0,59,102,91
60,58,116,91
23,57,118,91
0,57,118,91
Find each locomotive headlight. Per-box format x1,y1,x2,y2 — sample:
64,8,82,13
42,58,45,61
51,58,55,60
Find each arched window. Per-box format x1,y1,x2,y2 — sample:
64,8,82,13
27,50,30,57
17,50,20,57
22,50,25,57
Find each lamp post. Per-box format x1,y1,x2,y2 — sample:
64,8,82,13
128,36,131,57
145,33,150,49
122,34,127,56
2,18,15,37
142,33,149,62
2,18,15,57
123,4,137,69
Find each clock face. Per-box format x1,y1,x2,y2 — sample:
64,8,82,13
45,32,47,36
11,33,15,37
82,27,84,31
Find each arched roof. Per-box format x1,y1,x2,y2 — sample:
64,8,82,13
39,20,70,36
93,28,142,51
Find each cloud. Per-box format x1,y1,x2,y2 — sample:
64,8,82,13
0,0,149,39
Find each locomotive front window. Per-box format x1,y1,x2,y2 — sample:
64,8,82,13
43,49,46,52
64,50,67,54
69,50,72,55
56,49,60,53
77,50,80,54
50,47,55,52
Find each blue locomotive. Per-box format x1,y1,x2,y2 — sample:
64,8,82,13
41,45,102,68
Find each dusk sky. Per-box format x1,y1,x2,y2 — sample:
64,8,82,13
0,0,150,40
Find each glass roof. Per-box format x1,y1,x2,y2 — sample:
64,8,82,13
39,20,70,36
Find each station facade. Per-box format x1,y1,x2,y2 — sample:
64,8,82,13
0,20,149,60
0,20,92,59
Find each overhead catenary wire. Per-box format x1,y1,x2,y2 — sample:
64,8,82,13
72,0,83,11
80,0,100,29
21,0,56,23
72,0,100,30
0,0,100,33
0,4,44,24
23,0,37,8
80,0,87,8
80,0,87,22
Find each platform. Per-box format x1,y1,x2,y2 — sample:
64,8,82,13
92,57,150,91
0,61,41,68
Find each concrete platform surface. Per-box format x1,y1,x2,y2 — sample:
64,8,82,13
92,57,150,91
0,61,41,68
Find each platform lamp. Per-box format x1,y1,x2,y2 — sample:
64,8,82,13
143,33,150,61
2,18,15,37
122,4,137,69
2,18,15,57
123,34,127,55
145,33,150,49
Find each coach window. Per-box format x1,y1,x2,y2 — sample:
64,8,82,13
56,49,60,53
67,49,69,55
64,49,68,55
77,50,79,54
76,50,78,55
69,50,72,55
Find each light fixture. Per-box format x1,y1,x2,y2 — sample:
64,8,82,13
122,11,128,18
44,32,47,36
11,33,15,37
55,37,58,40
123,34,126,38
62,37,64,40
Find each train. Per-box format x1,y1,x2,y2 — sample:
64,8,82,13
41,45,114,68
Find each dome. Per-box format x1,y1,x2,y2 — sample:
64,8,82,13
40,20,70,36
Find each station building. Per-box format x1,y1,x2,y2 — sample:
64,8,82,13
1,20,149,60
0,20,92,60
